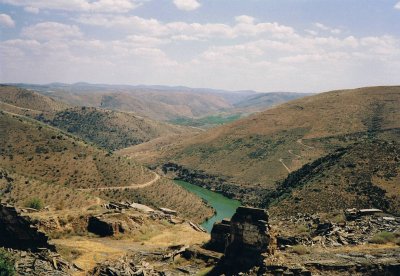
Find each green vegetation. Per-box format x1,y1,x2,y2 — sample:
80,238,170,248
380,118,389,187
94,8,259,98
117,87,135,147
170,113,242,128
36,107,192,151
290,245,310,255
25,197,43,210
0,248,15,276
369,231,399,244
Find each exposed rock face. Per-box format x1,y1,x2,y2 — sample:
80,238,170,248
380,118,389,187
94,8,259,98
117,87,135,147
161,162,268,206
210,206,274,274
209,219,230,252
225,207,272,263
88,213,141,237
0,204,54,251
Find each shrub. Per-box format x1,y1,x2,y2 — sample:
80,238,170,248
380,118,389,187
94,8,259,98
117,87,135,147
0,248,15,276
25,197,43,210
290,245,310,255
369,231,397,244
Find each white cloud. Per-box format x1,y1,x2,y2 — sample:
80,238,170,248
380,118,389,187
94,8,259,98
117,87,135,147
315,22,342,34
75,14,295,40
173,0,201,11
235,15,255,25
1,12,399,92
395,2,400,9
0,13,15,27
0,0,145,13
21,22,83,41
24,6,40,14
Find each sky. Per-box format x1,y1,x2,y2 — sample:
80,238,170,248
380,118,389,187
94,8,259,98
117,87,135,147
0,0,400,92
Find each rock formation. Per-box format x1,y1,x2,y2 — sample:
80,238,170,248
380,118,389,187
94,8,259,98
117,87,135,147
210,206,275,274
0,204,54,251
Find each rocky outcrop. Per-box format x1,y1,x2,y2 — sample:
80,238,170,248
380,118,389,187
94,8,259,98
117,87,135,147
210,206,275,274
161,162,268,206
209,219,231,252
0,204,54,251
10,248,78,276
225,207,273,264
88,212,143,237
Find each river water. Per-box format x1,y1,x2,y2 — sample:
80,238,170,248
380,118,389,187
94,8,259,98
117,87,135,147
174,180,241,232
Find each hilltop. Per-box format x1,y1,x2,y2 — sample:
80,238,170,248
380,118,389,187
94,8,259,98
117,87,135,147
122,86,400,206
0,111,212,222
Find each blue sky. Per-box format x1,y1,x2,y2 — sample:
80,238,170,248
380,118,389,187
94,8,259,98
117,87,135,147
0,0,399,92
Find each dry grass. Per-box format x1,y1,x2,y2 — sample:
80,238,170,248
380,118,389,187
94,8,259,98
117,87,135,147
95,178,214,223
0,111,154,190
123,86,400,192
0,85,68,112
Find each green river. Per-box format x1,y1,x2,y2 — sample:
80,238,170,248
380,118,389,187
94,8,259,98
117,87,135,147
175,180,241,232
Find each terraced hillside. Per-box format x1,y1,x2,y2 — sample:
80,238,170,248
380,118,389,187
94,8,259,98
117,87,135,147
0,111,212,222
266,139,400,216
123,86,400,205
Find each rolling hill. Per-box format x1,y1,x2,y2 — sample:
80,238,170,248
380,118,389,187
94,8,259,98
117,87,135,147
0,86,198,151
0,111,212,222
36,107,195,151
122,86,400,206
0,85,68,112
266,139,400,216
10,83,310,123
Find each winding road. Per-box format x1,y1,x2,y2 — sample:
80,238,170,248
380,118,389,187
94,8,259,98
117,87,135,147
78,171,160,191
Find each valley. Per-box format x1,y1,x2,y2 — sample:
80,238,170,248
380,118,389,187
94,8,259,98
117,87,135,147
0,84,399,275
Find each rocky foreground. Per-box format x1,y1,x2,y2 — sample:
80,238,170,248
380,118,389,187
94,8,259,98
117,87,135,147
0,202,399,275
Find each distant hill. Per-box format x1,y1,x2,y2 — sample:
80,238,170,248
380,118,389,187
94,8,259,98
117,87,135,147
0,85,68,112
266,139,400,216
8,83,309,122
0,86,197,151
0,111,211,222
123,86,400,206
37,107,195,151
232,92,314,111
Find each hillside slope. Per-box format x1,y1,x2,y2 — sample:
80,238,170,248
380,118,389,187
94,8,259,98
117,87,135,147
123,86,400,204
0,111,212,221
0,85,68,112
0,86,197,151
266,139,400,216
37,107,195,151
232,92,314,111
39,90,232,121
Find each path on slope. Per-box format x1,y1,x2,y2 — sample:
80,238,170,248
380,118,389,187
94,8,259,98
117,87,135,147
78,171,160,191
278,139,315,173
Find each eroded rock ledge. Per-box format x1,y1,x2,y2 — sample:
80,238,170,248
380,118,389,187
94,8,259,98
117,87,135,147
161,162,268,206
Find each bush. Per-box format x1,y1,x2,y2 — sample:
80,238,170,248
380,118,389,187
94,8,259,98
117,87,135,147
369,231,397,244
290,245,310,255
25,197,43,210
0,248,15,276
